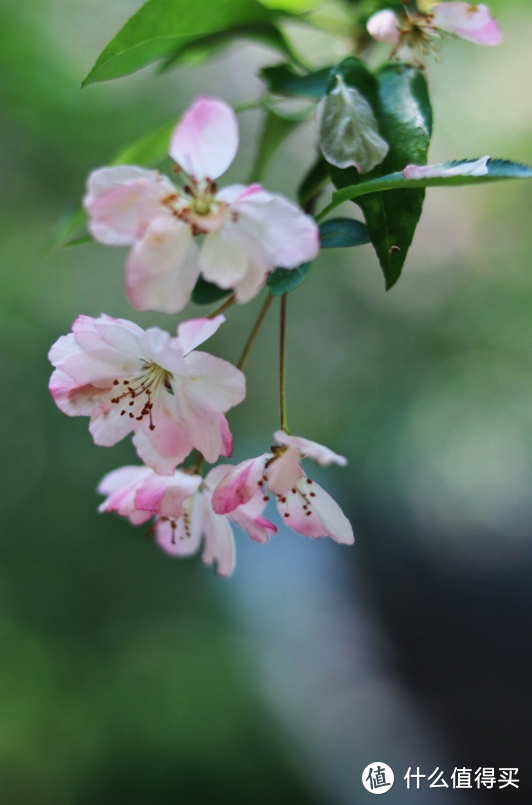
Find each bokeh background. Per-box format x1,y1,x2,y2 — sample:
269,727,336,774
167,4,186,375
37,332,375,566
1,0,531,802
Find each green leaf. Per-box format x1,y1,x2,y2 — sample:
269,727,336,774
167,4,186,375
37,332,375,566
82,0,279,86
192,278,232,305
328,62,433,290
297,154,330,209
160,23,302,72
260,63,332,98
267,262,312,295
250,107,308,182
324,158,532,207
319,218,370,248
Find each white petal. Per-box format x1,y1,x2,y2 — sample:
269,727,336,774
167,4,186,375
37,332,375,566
199,229,251,287
274,430,347,466
126,219,200,314
367,10,401,44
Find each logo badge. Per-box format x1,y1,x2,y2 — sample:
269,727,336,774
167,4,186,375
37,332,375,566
362,763,394,794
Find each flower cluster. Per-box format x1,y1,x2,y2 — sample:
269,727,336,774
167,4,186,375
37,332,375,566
49,97,352,576
367,2,502,67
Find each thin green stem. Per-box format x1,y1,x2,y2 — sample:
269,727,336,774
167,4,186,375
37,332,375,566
233,96,296,115
237,292,274,371
207,294,236,319
279,294,290,434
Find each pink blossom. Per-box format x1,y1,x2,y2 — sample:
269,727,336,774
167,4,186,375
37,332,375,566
366,3,501,67
49,314,245,474
212,432,354,545
84,98,319,313
97,464,277,576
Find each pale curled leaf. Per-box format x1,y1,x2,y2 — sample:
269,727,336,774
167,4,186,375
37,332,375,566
317,75,389,174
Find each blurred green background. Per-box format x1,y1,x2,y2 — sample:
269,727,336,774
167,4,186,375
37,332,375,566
1,0,532,802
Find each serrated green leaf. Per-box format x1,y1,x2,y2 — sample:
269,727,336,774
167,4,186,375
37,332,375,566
268,262,312,295
160,23,301,72
319,218,370,248
192,278,233,305
322,158,532,209
260,63,332,97
82,0,279,86
297,154,330,209
250,107,308,182
328,62,433,290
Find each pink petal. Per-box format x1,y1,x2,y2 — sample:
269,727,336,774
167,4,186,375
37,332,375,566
229,190,319,269
97,464,153,522
132,391,193,475
403,156,490,181
265,447,303,496
169,97,239,185
274,430,348,467
277,477,354,544
134,469,201,518
49,369,108,416
177,315,225,356
84,166,175,246
366,9,401,45
432,2,502,45
211,455,268,514
230,508,277,544
126,219,200,314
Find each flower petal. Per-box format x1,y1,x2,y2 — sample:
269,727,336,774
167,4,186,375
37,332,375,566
132,390,193,475
177,315,225,356
265,447,303,496
97,464,153,522
49,369,109,416
169,97,239,184
181,351,246,412
134,469,201,518
432,2,502,45
230,190,319,269
199,229,253,287
402,156,490,181
84,166,175,246
197,495,236,576
277,477,354,544
126,219,200,314
273,430,348,466
211,455,268,514
156,498,202,557
367,9,401,44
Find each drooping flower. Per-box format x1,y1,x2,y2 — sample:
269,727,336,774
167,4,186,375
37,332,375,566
97,464,277,576
403,155,490,180
84,98,320,313
367,3,502,67
212,431,354,545
317,74,389,173
49,314,245,474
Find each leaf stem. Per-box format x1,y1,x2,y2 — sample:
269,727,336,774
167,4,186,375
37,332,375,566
207,294,236,319
279,294,290,434
237,292,274,371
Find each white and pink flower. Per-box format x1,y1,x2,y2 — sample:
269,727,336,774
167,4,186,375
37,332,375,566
84,97,319,313
212,431,354,545
367,3,502,67
49,314,245,474
98,464,277,576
